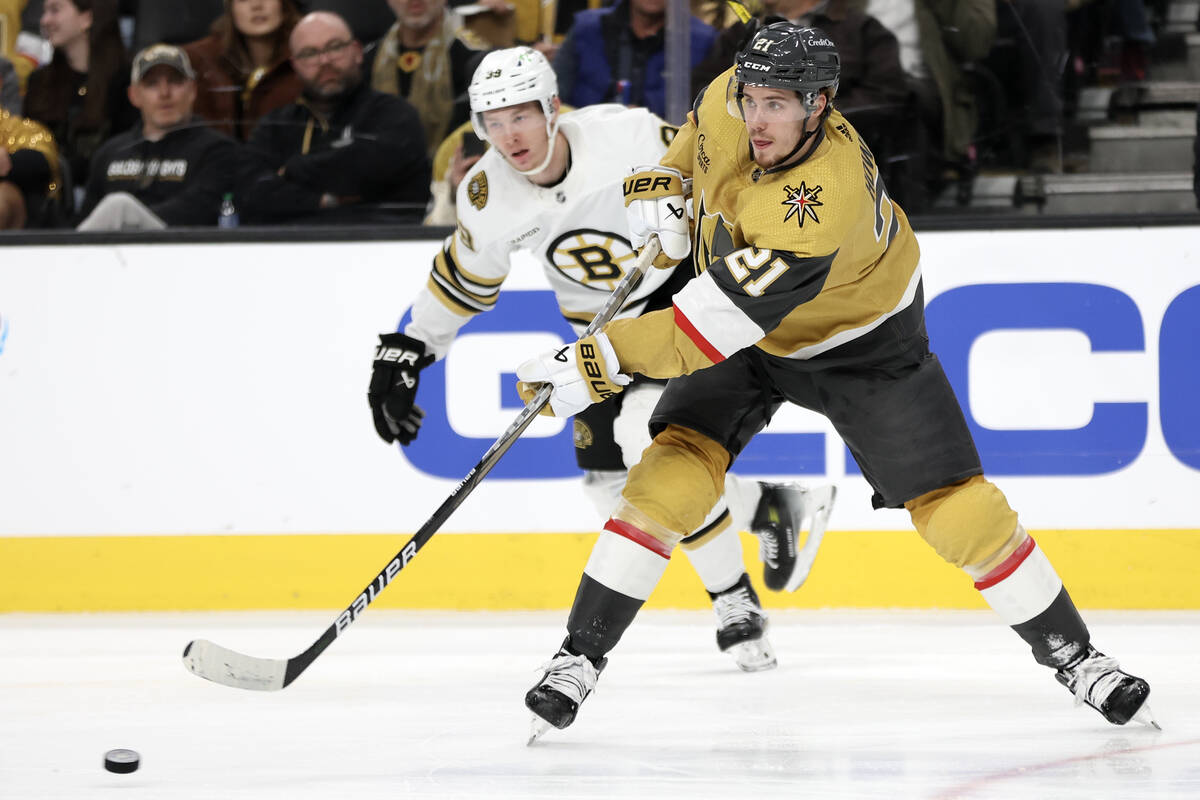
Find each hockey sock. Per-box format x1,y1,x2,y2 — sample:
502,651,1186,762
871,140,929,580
680,518,747,594
970,531,1090,668
567,520,672,661
722,474,764,533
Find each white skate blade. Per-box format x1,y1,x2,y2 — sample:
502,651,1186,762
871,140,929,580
729,637,777,672
1132,701,1162,731
527,715,554,746
783,484,837,593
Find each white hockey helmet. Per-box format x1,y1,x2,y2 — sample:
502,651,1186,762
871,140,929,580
468,47,562,176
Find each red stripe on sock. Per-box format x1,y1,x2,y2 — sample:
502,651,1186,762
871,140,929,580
673,304,725,364
973,536,1036,590
603,518,672,559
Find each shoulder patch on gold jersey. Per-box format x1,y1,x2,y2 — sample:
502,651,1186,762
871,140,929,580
467,171,488,210
781,181,823,227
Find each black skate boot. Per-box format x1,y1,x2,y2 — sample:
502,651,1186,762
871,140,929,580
525,638,607,744
710,573,776,672
751,483,836,592
1055,645,1159,728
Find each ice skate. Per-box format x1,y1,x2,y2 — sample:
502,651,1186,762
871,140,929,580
751,483,836,592
525,638,607,744
711,573,776,672
1055,646,1160,729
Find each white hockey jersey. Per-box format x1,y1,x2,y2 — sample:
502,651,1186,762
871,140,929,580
406,104,682,358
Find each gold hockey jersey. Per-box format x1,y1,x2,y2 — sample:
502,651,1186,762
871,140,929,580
606,67,923,378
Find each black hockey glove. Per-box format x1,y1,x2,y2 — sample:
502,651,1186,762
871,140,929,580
368,332,435,445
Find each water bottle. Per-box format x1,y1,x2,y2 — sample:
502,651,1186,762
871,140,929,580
218,193,239,228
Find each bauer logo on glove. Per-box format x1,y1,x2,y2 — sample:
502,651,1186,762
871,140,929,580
623,165,692,269
516,332,631,417
368,332,436,445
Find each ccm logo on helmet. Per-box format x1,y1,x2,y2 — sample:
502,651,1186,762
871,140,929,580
744,61,771,71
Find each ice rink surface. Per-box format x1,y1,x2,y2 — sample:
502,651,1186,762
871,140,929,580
2,610,1197,800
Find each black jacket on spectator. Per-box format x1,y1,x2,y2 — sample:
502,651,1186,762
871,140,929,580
79,120,241,226
240,79,431,224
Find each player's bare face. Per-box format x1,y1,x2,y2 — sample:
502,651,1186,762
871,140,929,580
481,102,549,172
741,85,813,168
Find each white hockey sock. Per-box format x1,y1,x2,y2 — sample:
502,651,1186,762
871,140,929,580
971,531,1064,626
583,520,672,601
722,473,764,533
681,524,748,594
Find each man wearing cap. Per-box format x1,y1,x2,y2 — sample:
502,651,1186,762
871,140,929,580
77,43,240,230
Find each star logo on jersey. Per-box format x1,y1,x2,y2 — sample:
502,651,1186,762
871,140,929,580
467,171,488,210
781,181,823,227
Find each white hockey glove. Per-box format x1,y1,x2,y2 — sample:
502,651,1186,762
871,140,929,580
515,332,631,417
623,165,691,269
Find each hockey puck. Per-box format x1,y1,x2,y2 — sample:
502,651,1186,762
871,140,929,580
103,749,140,774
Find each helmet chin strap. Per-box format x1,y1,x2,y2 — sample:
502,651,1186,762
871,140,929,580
511,114,563,178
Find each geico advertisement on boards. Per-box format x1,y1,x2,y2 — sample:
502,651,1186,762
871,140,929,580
0,226,1196,537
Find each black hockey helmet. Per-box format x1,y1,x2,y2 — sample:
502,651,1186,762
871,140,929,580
731,22,840,113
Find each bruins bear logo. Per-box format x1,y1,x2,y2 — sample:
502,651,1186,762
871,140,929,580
467,171,488,210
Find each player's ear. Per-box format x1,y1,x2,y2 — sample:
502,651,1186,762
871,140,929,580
550,96,561,116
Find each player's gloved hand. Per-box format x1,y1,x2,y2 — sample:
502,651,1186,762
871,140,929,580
515,332,631,417
623,165,691,269
368,332,435,445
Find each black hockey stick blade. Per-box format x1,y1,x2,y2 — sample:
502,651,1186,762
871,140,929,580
182,237,662,691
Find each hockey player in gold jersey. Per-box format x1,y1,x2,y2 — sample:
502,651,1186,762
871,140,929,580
518,22,1157,739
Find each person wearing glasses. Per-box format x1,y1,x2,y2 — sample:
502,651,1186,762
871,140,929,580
239,11,431,224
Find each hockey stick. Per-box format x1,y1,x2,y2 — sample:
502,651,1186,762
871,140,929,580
182,236,663,691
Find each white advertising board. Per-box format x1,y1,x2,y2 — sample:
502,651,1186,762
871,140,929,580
1,225,1197,536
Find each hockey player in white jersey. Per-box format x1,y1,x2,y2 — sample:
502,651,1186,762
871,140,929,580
368,47,836,676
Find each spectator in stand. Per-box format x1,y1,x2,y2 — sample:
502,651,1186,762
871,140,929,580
995,0,1068,173
76,45,239,230
1,0,35,93
0,70,61,228
183,0,305,142
552,0,717,120
1,55,20,113
367,0,490,158
868,0,995,171
1193,101,1199,210
240,11,431,224
24,0,136,197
